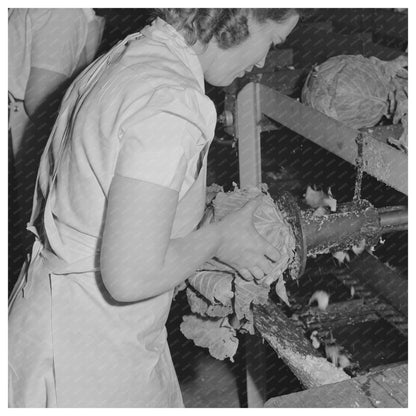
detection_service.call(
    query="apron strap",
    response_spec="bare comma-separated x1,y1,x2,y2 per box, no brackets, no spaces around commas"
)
40,249,99,275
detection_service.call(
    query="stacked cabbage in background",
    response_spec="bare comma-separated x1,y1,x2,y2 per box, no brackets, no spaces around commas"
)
180,186,296,361
302,54,408,151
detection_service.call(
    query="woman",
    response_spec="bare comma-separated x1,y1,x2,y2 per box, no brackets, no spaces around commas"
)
8,8,105,160
9,8,299,407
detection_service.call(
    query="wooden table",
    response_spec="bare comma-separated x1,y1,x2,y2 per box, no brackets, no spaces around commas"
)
264,363,408,407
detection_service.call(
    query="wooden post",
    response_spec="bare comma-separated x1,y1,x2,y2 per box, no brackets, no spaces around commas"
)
236,82,262,188
235,82,266,407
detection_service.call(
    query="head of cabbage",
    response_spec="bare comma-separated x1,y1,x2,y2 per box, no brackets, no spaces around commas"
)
301,55,391,129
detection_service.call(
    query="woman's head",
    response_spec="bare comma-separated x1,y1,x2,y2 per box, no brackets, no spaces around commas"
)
154,8,300,86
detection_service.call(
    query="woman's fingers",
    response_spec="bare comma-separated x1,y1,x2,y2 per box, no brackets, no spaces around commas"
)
238,263,269,281
215,195,284,278
235,242,278,280
238,268,253,281
256,256,273,275
250,265,264,280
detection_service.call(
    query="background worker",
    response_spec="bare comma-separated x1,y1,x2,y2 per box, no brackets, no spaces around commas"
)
8,8,105,287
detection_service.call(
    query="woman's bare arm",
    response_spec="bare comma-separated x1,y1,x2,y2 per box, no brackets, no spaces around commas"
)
24,67,68,120
101,175,279,302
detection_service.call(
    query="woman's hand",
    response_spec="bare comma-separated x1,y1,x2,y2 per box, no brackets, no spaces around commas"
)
214,196,280,281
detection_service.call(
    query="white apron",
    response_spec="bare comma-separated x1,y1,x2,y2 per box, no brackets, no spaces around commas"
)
8,33,207,408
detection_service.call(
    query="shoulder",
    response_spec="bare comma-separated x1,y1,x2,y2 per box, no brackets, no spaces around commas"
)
29,8,87,36
116,81,217,142
100,43,217,138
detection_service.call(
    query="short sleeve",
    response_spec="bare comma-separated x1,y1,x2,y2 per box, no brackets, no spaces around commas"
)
115,112,193,191
113,83,217,191
29,9,87,77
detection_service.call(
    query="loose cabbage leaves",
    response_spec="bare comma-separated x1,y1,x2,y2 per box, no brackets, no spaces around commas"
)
180,315,239,361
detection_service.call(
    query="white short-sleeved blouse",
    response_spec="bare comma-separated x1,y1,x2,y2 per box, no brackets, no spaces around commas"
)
46,18,217,262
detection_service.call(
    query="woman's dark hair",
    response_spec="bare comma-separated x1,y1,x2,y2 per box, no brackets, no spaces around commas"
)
153,9,300,49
